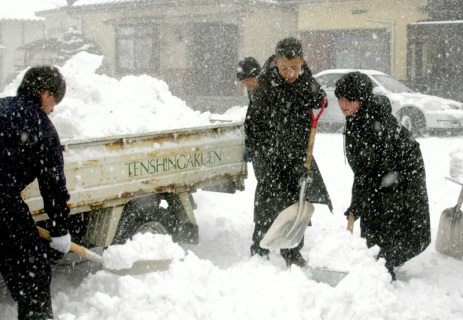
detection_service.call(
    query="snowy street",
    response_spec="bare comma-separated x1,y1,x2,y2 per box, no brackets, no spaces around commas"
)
2,132,462,320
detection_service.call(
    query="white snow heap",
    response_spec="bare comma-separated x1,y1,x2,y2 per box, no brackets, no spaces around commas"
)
1,52,215,142
450,145,463,184
102,233,185,270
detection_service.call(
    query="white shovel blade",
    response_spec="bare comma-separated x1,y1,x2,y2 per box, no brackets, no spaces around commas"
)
260,201,315,249
303,266,349,287
436,207,463,259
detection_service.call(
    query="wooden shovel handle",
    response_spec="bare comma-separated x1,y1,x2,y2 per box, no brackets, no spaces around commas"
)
37,226,103,264
347,215,355,234
455,186,463,212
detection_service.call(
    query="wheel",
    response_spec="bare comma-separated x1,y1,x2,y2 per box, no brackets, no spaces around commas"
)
134,221,168,235
112,195,176,245
399,108,426,136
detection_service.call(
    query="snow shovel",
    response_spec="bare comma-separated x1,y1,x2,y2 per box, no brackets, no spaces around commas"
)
260,98,326,249
303,266,349,287
37,226,173,275
435,185,463,259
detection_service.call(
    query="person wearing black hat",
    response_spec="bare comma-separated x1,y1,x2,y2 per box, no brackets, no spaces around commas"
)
335,71,431,281
239,57,261,164
0,66,71,319
245,38,333,268
237,57,261,101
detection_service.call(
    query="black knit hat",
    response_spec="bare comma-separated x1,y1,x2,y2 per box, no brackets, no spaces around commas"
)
334,71,373,102
236,57,261,81
17,66,66,104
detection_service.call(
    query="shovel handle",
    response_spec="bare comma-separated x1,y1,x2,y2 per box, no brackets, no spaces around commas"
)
455,186,463,212
347,215,355,234
306,98,327,172
37,226,104,265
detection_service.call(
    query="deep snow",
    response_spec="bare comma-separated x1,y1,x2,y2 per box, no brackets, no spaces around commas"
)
1,53,463,319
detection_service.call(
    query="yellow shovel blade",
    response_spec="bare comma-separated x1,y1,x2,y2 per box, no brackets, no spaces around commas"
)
260,201,315,249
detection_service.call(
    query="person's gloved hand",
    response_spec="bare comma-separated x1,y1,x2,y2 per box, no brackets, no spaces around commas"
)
50,233,71,253
243,149,252,162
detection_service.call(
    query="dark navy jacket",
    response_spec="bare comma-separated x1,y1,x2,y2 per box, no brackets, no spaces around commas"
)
0,95,69,239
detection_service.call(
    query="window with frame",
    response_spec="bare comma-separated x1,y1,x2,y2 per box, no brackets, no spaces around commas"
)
116,23,160,75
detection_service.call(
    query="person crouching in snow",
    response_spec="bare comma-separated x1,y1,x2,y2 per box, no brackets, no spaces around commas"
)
335,71,431,281
0,66,71,319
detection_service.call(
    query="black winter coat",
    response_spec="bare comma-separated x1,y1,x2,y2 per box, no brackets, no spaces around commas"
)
245,55,332,224
0,95,70,242
344,95,431,269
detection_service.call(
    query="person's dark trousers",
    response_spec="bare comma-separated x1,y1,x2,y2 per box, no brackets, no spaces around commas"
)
0,195,54,320
0,237,53,320
250,220,304,262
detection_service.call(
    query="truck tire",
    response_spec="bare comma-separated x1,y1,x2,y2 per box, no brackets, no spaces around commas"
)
112,195,176,245
399,108,426,136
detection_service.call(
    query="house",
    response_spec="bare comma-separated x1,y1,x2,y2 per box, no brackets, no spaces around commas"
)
297,0,428,82
0,0,70,91
407,20,463,102
65,0,298,110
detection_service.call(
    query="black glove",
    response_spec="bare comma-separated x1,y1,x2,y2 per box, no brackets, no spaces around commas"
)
243,149,252,163
344,206,360,220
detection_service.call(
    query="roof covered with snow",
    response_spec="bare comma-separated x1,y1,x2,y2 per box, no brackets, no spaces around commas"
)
72,0,283,7
0,0,67,21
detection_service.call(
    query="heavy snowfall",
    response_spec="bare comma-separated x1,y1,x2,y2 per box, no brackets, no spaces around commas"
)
0,52,462,320
1,0,463,319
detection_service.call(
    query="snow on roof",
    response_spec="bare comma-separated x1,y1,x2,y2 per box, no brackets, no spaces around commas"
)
0,0,67,21
73,0,148,6
72,0,282,7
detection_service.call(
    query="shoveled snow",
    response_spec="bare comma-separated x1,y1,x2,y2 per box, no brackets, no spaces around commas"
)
102,233,185,270
0,52,463,319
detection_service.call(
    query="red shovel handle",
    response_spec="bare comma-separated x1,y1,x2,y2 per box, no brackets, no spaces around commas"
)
306,98,327,172
311,98,327,129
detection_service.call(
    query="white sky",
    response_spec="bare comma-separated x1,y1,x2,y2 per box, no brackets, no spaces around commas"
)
0,0,67,20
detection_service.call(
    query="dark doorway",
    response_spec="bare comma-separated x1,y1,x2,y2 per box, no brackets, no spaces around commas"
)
302,29,390,75
407,21,463,102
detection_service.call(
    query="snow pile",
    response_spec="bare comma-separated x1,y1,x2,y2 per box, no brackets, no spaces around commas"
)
1,52,215,142
450,145,463,184
102,233,185,270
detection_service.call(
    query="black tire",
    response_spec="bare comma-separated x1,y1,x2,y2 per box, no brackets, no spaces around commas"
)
112,195,177,245
399,108,426,136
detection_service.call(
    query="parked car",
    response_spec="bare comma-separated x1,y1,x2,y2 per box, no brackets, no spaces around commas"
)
314,69,463,135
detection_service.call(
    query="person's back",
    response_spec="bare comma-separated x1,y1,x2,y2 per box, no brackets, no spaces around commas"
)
0,95,56,192
0,66,71,320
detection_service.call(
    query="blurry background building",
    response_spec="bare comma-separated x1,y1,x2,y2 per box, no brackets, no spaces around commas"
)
1,0,462,109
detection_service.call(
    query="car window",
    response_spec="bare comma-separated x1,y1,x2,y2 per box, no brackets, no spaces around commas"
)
372,75,415,93
316,74,343,89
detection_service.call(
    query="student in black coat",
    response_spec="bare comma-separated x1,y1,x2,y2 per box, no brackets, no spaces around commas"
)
245,38,332,267
0,66,70,319
335,71,431,281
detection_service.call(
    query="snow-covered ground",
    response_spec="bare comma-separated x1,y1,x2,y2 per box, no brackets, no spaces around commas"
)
1,53,463,319
1,134,462,320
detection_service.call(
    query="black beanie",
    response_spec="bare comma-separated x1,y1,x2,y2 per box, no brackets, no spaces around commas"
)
334,71,373,102
236,57,261,81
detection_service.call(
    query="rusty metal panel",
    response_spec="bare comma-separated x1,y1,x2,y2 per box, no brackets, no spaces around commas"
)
24,122,247,217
